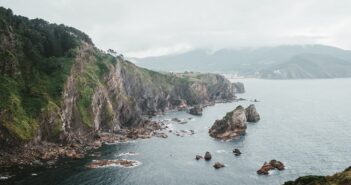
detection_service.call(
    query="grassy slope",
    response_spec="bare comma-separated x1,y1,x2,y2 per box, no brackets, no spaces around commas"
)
284,167,351,185
0,7,233,143
75,51,116,127
0,7,91,140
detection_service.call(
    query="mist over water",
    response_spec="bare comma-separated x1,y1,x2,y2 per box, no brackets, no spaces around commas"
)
9,79,351,185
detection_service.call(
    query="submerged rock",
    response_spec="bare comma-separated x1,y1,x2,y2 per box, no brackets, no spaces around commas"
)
233,148,242,156
213,162,225,169
209,105,247,140
171,118,181,122
245,104,260,122
204,152,212,161
153,132,168,138
195,155,203,160
188,106,203,116
173,130,195,137
237,98,247,101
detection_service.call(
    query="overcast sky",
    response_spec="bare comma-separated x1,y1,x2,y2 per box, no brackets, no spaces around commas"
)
1,0,351,57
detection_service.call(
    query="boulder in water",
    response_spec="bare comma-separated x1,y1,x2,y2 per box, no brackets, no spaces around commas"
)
213,162,225,169
257,160,285,175
195,155,203,160
233,148,242,156
257,162,274,175
245,104,260,123
153,132,168,138
204,152,212,161
188,106,203,116
171,118,182,122
269,159,285,170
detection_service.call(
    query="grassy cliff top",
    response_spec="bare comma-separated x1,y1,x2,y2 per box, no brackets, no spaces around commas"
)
0,6,92,140
284,167,351,185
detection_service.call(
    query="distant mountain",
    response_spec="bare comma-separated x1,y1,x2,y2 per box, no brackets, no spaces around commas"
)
259,53,351,79
134,45,351,79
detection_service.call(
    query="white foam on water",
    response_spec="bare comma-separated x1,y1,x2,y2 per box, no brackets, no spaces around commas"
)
116,152,139,157
90,160,142,169
165,123,174,131
104,140,136,145
0,176,11,180
268,170,276,175
215,150,228,154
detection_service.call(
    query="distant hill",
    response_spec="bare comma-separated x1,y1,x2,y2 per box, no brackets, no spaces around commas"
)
134,45,351,79
259,53,351,79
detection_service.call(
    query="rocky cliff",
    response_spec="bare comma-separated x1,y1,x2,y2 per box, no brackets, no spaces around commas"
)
136,45,351,79
0,7,235,152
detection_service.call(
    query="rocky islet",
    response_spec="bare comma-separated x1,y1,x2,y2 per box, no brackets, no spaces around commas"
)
209,104,260,140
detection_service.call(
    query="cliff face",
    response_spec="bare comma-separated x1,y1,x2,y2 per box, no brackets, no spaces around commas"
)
0,7,235,148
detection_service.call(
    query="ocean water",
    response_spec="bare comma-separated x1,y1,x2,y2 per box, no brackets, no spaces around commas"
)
4,79,351,185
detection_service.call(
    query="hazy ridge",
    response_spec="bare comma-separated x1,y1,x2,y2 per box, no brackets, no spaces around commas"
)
135,45,351,79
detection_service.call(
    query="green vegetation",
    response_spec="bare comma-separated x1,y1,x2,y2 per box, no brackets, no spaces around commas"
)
75,52,116,127
284,167,351,185
0,7,233,144
0,7,91,140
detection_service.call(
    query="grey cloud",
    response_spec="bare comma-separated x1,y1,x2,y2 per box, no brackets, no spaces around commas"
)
1,0,351,57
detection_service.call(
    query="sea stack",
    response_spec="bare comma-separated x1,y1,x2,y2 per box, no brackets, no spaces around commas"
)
245,104,260,122
188,106,203,116
233,82,245,93
209,105,247,140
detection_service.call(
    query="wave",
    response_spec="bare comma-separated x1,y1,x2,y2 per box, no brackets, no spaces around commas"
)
87,159,142,169
116,152,139,157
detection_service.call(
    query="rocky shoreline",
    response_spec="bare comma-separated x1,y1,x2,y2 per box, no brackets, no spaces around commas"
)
0,15,237,171
0,120,166,168
0,98,236,181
